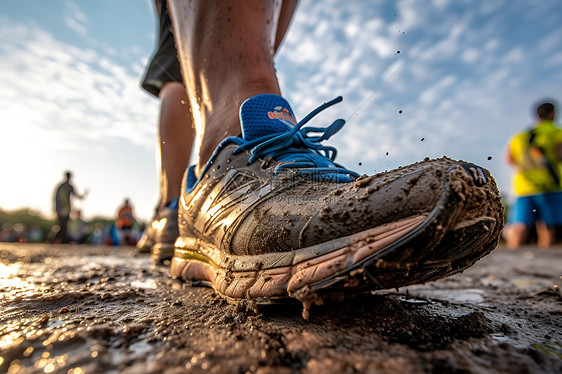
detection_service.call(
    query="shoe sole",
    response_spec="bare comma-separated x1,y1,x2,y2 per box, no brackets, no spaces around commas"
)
137,245,152,254
137,231,153,254
151,243,175,264
171,163,503,312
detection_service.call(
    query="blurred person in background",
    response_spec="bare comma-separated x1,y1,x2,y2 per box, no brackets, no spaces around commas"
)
505,101,562,248
53,171,88,244
116,198,137,246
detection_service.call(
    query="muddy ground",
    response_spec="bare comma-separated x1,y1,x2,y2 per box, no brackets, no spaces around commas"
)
0,243,561,374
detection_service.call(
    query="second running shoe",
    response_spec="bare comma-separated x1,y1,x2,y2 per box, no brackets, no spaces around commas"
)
171,94,504,317
137,198,179,263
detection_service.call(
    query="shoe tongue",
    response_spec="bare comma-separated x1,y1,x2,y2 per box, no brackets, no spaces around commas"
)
240,94,298,141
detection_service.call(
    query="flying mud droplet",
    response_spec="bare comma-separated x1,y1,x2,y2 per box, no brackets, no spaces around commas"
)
487,156,492,160
397,50,400,54
386,152,389,156
421,138,425,142
399,110,403,114
359,162,362,166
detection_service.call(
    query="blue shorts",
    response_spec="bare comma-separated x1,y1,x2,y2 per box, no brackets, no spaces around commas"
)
509,191,562,226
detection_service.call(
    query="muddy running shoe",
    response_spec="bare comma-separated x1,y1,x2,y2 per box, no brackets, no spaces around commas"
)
171,94,503,318
137,198,179,263
137,211,157,254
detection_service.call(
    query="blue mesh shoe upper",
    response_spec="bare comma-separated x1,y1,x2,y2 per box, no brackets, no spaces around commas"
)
186,94,359,190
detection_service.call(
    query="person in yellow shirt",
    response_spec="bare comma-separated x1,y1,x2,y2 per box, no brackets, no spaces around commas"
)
505,102,562,248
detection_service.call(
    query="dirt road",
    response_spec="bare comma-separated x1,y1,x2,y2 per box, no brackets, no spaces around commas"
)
1,243,561,373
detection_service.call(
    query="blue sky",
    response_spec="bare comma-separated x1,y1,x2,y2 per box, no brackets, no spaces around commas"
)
1,0,561,222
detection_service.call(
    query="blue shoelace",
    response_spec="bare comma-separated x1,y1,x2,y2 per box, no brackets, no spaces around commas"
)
233,96,360,180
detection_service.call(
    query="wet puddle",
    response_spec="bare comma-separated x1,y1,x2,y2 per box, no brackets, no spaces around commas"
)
410,288,486,304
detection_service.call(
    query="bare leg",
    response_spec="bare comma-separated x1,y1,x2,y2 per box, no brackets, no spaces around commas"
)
506,223,529,249
536,221,555,249
158,82,194,210
168,0,287,176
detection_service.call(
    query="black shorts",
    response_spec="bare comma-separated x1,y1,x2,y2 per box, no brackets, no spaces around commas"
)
141,0,183,97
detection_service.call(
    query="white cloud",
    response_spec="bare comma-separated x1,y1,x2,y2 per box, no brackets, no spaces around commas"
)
65,0,88,35
382,59,409,86
0,21,156,150
419,75,456,105
0,18,159,218
396,0,427,31
545,51,562,67
501,48,524,64
66,0,87,22
537,25,562,54
478,0,508,16
65,16,87,35
432,0,449,9
369,36,395,58
460,48,479,64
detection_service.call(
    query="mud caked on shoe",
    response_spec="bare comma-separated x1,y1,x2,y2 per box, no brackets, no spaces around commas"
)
171,94,504,318
137,198,180,263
